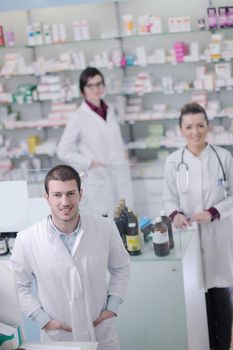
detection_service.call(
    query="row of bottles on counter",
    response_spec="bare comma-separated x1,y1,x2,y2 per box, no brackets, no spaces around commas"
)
0,233,17,255
114,200,174,257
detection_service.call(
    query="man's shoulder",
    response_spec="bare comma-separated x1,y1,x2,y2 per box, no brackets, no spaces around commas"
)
17,217,48,239
81,212,114,227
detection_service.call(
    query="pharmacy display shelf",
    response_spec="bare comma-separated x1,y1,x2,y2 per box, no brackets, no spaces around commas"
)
1,0,233,173
6,152,55,159
125,57,233,68
1,83,233,107
1,85,232,108
123,86,233,97
120,26,233,40
0,73,36,78
0,36,120,51
123,113,233,123
5,116,198,129
0,56,231,82
3,122,67,130
0,26,232,52
126,143,233,150
0,45,32,50
0,91,122,107
27,35,120,48
0,66,121,79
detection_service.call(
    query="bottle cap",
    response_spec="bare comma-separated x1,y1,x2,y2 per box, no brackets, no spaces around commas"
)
155,217,162,223
160,210,166,216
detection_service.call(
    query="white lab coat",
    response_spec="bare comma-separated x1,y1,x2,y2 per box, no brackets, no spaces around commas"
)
10,213,131,350
57,101,133,216
163,144,233,289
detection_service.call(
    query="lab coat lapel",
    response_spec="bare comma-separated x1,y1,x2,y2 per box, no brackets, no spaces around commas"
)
71,213,90,257
47,219,75,264
81,101,111,129
71,228,84,257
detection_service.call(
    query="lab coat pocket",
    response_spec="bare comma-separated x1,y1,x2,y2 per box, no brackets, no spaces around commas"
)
42,328,73,341
95,318,119,350
45,329,60,336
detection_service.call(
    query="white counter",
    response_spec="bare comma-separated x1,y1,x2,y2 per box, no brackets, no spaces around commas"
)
116,229,209,350
21,341,97,350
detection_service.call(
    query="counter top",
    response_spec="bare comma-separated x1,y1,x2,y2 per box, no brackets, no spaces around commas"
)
21,341,98,350
1,226,197,262
131,225,197,262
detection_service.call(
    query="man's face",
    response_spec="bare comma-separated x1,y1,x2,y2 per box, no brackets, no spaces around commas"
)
45,180,82,225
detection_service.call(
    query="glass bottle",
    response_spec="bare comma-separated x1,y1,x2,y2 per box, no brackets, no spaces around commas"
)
0,238,9,255
160,211,174,249
126,208,141,256
152,217,169,257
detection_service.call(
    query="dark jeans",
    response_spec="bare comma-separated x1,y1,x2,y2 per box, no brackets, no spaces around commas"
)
205,287,233,350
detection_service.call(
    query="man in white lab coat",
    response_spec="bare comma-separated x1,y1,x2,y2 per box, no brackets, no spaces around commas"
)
11,164,130,350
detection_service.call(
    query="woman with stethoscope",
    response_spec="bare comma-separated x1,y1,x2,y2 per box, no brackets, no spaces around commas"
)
163,102,233,350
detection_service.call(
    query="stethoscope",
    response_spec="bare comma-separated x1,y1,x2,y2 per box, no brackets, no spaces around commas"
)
176,144,228,196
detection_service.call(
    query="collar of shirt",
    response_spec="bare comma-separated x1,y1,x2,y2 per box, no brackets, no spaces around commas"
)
48,215,81,254
85,99,108,121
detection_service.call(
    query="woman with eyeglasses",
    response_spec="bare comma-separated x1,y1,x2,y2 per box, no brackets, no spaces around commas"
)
57,67,133,216
163,102,233,350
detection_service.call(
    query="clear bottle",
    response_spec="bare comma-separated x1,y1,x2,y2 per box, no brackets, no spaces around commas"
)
126,208,141,256
152,217,169,257
160,211,174,249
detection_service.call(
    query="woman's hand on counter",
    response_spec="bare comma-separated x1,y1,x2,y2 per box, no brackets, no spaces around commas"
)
191,211,212,224
93,310,115,327
173,213,191,230
43,319,72,332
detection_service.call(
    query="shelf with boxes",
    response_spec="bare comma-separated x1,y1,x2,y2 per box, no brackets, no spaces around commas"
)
0,0,125,176
119,32,233,160
2,1,233,176
116,3,233,159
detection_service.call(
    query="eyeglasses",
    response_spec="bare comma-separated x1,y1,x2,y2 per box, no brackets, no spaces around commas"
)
85,81,104,90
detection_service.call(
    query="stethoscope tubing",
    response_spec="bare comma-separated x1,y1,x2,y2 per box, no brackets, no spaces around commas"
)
176,144,227,194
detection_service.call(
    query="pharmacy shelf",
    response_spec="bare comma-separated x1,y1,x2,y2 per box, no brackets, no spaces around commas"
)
1,26,232,52
125,57,233,68
27,35,120,48
4,113,232,131
126,143,233,151
5,152,54,159
123,86,233,97
0,45,32,50
0,66,121,79
123,114,233,123
3,122,67,130
120,26,233,40
0,36,119,50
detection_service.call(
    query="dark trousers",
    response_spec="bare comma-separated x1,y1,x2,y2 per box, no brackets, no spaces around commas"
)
205,287,233,350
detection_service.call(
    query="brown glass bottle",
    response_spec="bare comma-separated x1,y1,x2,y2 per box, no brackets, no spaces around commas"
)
152,217,169,257
126,208,141,256
160,211,174,249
